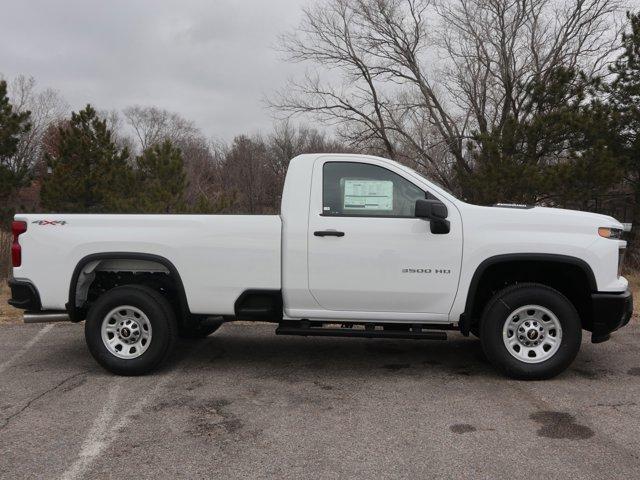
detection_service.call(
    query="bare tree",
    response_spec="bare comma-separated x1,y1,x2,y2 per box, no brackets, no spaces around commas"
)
222,134,272,214
272,0,623,188
270,0,397,159
265,120,349,206
208,122,351,214
8,75,68,184
180,136,226,210
266,120,346,181
98,109,136,153
123,105,200,152
435,0,622,136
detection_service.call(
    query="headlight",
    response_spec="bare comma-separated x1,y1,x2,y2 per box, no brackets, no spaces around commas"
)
598,227,623,239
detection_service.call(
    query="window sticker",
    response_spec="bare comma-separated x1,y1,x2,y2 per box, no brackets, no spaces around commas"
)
343,179,393,211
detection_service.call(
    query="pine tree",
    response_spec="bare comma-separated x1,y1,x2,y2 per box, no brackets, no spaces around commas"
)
40,105,135,213
136,140,187,213
0,80,31,224
461,67,622,207
605,12,640,259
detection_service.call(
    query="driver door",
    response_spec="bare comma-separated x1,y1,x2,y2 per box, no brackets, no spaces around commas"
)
307,158,462,316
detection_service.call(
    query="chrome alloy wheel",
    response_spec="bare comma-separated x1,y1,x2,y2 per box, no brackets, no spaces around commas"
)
502,305,562,364
101,306,152,359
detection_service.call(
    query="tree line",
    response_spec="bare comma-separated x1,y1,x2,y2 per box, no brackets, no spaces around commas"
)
0,80,347,223
272,1,640,215
0,0,639,242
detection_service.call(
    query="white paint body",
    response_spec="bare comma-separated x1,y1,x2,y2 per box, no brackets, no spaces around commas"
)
13,154,627,323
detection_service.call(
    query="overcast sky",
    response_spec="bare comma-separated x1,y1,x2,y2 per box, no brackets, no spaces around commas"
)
0,0,311,141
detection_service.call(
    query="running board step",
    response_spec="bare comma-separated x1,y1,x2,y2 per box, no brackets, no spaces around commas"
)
276,322,447,340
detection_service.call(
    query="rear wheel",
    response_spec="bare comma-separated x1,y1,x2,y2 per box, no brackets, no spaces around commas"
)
480,283,581,380
85,285,177,375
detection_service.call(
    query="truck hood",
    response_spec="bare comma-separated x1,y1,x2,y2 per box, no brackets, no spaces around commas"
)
459,203,623,231
500,204,620,226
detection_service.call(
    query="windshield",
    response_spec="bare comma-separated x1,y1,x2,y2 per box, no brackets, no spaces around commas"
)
391,160,456,198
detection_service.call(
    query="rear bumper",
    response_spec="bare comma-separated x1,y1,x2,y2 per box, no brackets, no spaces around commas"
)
591,288,633,343
8,278,71,323
7,278,41,311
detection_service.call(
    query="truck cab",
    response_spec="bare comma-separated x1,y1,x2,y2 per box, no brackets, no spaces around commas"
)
281,154,463,322
8,154,633,379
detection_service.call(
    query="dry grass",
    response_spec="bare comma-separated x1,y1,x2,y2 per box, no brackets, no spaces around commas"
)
0,230,10,280
624,269,640,323
0,282,22,324
0,230,21,324
625,269,640,295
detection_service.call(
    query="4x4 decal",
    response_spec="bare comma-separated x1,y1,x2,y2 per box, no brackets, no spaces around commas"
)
31,220,67,226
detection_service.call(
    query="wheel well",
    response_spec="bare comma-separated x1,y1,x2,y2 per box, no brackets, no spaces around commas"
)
464,257,595,333
68,254,190,324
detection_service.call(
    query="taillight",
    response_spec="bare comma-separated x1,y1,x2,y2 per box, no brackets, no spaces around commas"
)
11,221,27,267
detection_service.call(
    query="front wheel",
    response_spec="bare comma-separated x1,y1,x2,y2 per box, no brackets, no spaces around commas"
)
85,285,177,375
480,283,582,380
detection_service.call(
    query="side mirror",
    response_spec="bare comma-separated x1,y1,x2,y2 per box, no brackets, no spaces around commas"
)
415,199,450,234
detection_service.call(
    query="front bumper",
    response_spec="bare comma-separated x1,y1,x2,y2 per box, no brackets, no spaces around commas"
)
7,278,41,311
591,288,633,343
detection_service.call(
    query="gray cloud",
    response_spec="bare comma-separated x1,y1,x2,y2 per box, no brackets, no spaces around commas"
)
0,0,310,140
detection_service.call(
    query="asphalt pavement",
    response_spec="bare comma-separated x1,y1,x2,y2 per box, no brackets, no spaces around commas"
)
1,321,639,479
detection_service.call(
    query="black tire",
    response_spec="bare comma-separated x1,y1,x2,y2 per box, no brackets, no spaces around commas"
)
85,285,177,375
480,283,582,380
178,319,223,339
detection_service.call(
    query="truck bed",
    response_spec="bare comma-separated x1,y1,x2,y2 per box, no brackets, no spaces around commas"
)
13,214,282,315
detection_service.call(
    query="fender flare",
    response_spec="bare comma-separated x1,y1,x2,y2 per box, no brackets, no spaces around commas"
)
459,253,597,335
67,252,190,321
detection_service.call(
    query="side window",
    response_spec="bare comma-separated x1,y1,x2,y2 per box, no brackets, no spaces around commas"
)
322,162,426,217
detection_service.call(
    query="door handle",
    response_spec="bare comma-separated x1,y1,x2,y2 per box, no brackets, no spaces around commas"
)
314,230,345,237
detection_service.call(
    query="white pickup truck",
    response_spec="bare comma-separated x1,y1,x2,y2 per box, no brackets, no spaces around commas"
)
8,154,633,379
